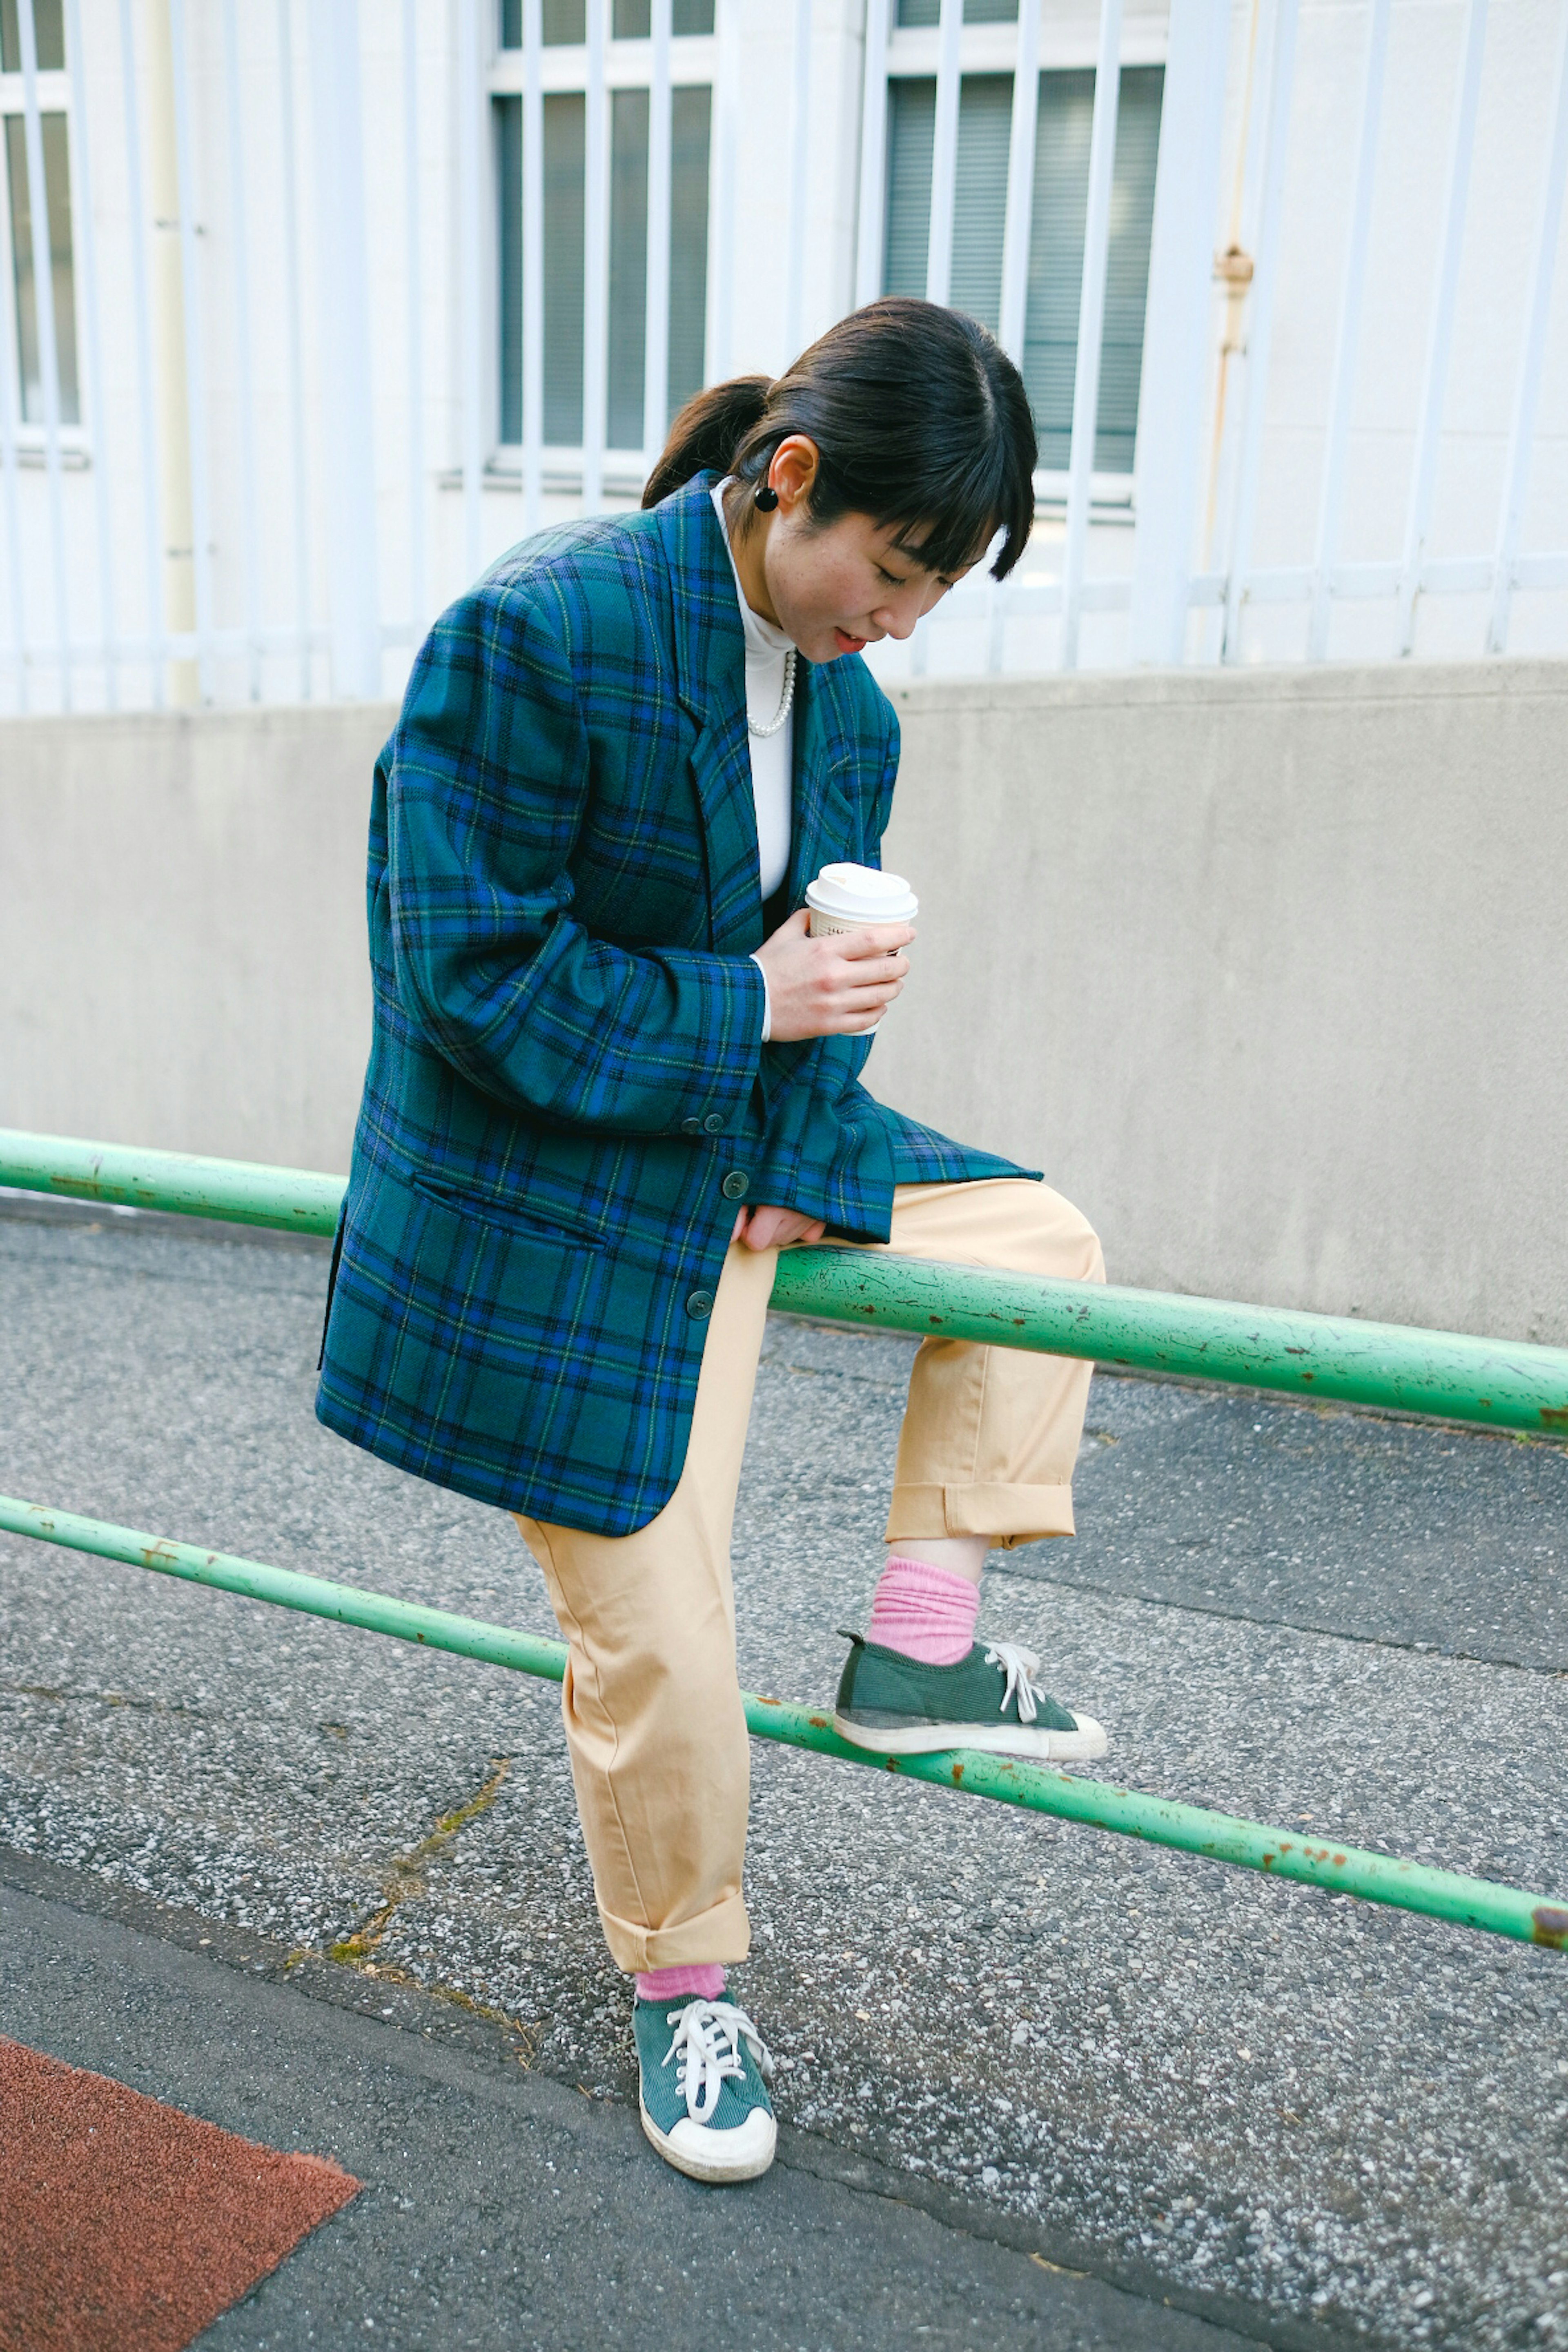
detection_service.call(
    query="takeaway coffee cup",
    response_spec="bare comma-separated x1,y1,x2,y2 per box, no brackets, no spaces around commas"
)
805,862,919,940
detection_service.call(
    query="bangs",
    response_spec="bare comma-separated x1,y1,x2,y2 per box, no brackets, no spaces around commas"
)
836,434,1030,584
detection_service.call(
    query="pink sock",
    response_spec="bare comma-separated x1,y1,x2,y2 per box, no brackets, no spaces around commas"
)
635,1962,726,2004
866,1555,980,1666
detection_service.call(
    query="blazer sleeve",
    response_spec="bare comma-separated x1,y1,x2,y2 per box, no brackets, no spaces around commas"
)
384,575,766,1137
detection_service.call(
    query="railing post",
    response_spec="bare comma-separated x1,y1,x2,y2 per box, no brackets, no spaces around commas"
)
143,0,197,705
642,0,673,466
522,0,545,534
853,0,890,310
16,0,73,708
1059,0,1122,672
924,0,962,308
401,0,427,640
309,0,382,699
1127,0,1229,667
783,0,813,363
1393,0,1489,658
457,0,484,577
63,0,118,708
1486,7,1568,657
276,0,314,699
1219,0,1298,665
1305,0,1388,662
581,0,609,515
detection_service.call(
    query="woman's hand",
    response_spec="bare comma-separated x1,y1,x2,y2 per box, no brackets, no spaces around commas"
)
753,907,913,1042
731,1204,827,1251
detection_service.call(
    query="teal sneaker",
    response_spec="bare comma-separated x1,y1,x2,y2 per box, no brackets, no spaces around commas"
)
633,1995,777,2185
833,1631,1107,1762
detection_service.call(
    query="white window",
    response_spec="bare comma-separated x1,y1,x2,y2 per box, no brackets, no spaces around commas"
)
884,1,1163,478
492,0,715,467
0,0,80,430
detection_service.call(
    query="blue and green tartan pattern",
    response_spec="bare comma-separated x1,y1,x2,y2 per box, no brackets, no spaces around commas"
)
316,474,1028,1535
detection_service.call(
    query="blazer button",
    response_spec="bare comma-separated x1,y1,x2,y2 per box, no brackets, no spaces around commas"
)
680,1117,702,1135
703,1113,724,1134
720,1170,749,1201
685,1289,714,1320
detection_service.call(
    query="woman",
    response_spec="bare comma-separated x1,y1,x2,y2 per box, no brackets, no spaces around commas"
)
318,298,1106,2186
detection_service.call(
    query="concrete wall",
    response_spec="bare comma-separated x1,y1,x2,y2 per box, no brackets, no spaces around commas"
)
5,661,1565,1340
873,661,1568,1345
0,704,390,1174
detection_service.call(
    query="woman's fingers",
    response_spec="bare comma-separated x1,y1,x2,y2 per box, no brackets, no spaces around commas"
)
751,908,916,1040
836,922,916,960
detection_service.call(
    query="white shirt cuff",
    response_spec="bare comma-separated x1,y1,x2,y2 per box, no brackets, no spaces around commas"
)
751,953,772,1044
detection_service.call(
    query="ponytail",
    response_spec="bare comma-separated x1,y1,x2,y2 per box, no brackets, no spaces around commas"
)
641,375,772,509
641,299,1037,582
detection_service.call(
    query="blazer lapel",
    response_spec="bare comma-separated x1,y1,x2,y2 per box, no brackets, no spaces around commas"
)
661,479,763,953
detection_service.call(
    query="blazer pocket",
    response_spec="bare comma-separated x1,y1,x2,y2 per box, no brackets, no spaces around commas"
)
410,1174,608,1251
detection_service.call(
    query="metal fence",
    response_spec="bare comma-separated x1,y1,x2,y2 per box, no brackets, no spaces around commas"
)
3,1122,1567,1946
2,0,1568,713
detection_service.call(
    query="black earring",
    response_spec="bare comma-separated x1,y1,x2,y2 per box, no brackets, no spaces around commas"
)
753,483,779,512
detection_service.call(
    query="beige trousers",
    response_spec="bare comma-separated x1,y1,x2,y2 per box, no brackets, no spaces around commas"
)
515,1177,1103,1971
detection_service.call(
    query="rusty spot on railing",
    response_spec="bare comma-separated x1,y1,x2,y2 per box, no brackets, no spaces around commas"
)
1530,1906,1568,1949
1541,1404,1568,1432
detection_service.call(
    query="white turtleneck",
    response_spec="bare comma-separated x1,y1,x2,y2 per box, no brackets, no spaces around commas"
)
710,479,794,902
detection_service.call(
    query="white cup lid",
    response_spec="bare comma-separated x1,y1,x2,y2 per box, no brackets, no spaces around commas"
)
804,862,919,922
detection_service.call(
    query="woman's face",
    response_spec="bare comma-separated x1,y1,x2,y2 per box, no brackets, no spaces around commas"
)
733,435,979,664
766,507,971,664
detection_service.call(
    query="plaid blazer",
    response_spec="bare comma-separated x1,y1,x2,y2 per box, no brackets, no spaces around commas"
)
316,474,1029,1534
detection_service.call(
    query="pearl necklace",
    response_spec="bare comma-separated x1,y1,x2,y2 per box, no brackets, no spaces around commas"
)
748,646,797,740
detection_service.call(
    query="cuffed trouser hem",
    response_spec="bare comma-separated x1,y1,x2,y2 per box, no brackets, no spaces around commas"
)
885,1480,1078,1546
596,1889,753,1975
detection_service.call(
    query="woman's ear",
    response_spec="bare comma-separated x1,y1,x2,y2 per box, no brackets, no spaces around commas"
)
770,434,820,516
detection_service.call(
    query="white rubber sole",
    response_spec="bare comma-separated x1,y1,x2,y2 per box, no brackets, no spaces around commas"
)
639,2098,777,2185
832,1709,1108,1764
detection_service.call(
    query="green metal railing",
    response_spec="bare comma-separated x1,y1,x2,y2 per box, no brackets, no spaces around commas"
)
2,1126,1565,1951
5,1126,1568,1435
3,1496,1564,1951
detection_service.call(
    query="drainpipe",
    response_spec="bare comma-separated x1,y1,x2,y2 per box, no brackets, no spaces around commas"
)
1201,0,1261,575
309,0,381,701
144,0,197,706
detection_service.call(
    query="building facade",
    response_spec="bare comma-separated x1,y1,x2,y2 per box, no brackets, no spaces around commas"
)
2,0,1566,712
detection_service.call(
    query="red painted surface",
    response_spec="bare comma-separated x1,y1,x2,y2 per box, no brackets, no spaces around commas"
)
0,2035,359,2350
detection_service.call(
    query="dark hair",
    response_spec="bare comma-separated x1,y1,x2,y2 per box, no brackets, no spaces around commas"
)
641,299,1037,581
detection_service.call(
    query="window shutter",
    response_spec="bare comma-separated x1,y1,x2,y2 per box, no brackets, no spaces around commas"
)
883,78,935,299
543,91,586,444
608,88,650,448
896,1,1017,22
885,74,1013,332
666,83,710,424
496,97,523,444
4,112,80,426
0,0,65,69
1096,66,1162,474
950,74,1012,335
1024,65,1163,473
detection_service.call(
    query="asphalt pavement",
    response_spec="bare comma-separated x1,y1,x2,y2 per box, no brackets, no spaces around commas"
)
0,1193,1565,2351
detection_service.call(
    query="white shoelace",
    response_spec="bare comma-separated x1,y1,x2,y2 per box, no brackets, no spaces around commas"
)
661,1998,775,2124
984,1639,1047,1724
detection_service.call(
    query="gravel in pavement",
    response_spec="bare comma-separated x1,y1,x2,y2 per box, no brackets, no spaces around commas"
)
0,1198,1565,2351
